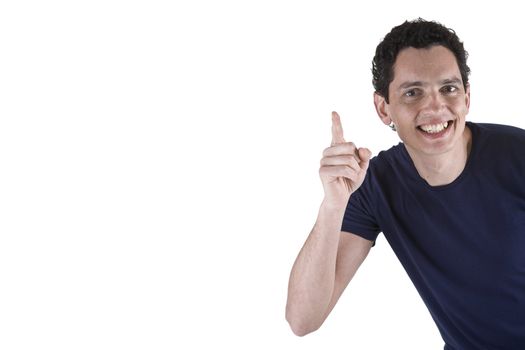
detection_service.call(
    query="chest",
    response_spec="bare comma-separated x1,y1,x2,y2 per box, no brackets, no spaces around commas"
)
378,176,525,281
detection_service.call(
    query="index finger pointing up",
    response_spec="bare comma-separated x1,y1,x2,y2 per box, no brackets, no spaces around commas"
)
331,111,346,146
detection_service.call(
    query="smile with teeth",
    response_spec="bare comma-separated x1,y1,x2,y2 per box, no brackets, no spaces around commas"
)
419,121,450,134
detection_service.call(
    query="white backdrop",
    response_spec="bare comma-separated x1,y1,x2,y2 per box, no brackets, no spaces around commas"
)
1,1,524,349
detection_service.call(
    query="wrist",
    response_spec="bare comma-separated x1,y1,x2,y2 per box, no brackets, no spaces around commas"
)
321,196,349,213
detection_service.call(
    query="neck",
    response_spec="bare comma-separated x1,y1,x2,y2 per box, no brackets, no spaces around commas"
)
406,126,472,187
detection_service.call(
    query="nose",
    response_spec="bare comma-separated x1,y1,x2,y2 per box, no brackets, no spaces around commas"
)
422,91,446,114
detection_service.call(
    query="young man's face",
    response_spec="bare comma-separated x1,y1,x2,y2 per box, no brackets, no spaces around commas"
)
375,45,470,158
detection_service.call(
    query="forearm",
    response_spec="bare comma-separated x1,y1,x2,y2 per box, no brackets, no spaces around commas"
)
286,199,347,335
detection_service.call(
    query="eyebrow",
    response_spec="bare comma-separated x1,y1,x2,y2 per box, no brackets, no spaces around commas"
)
397,77,463,90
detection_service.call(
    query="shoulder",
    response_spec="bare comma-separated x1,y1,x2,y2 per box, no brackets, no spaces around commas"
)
363,143,415,191
470,121,525,144
469,121,525,172
368,143,409,176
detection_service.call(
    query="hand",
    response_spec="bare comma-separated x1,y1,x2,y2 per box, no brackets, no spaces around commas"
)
318,111,372,206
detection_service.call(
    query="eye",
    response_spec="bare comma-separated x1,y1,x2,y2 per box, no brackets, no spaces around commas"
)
441,85,458,93
404,89,420,97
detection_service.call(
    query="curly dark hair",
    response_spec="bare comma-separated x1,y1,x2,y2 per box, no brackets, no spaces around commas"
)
372,18,470,103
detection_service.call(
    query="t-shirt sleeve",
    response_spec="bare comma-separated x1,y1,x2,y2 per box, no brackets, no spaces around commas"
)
340,173,381,245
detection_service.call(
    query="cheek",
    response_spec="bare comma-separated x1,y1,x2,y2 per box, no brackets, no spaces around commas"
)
390,104,419,124
396,99,422,114
452,100,469,116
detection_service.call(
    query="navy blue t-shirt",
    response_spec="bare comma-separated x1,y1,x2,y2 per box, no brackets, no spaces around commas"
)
341,122,525,349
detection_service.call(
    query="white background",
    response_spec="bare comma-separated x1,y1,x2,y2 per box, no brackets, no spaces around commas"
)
1,1,524,349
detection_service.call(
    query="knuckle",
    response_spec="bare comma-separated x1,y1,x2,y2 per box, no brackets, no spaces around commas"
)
341,155,354,166
346,155,357,163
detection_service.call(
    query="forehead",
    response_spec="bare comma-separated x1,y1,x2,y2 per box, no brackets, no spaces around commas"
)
391,45,461,86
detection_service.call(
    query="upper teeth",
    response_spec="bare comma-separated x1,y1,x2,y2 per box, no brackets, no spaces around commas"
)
420,121,449,133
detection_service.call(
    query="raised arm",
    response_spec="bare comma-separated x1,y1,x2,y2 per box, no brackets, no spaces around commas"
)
285,112,373,336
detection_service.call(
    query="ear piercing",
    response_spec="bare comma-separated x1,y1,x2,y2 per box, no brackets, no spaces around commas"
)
389,123,397,132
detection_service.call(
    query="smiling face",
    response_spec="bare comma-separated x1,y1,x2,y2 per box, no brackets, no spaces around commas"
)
374,45,470,159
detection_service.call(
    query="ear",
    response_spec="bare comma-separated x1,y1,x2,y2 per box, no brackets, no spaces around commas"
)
465,83,470,111
374,92,392,126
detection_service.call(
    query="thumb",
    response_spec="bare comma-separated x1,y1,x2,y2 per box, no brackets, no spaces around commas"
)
358,147,372,165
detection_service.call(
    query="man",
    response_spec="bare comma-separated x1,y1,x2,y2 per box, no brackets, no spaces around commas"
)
286,18,525,349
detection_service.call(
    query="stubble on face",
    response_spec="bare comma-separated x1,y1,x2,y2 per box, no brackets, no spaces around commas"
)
385,45,470,159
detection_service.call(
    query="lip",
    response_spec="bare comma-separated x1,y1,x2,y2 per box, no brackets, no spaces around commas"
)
416,119,453,128
416,119,454,139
